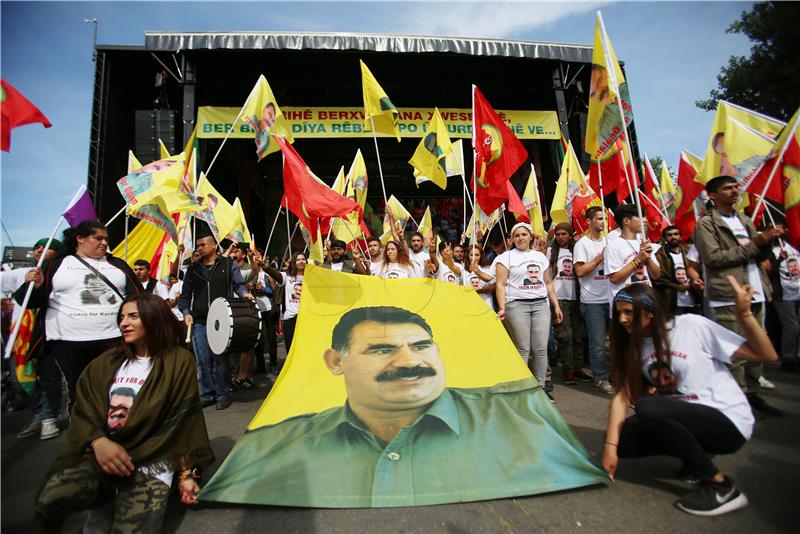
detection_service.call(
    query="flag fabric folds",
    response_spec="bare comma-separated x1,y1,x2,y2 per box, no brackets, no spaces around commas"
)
198,265,606,508
227,198,253,244
1,79,52,152
674,150,705,239
277,137,360,242
584,12,634,160
240,75,294,160
380,195,413,244
10,309,37,395
472,86,528,214
195,174,239,241
410,108,454,189
345,149,369,209
418,206,433,238
659,162,677,220
519,166,547,238
551,141,600,233
360,60,400,141
112,219,169,267
62,185,98,227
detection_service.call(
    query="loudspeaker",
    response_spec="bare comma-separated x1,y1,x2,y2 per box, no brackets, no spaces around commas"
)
134,109,177,163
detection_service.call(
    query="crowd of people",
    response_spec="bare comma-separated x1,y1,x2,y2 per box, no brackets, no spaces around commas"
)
0,173,795,527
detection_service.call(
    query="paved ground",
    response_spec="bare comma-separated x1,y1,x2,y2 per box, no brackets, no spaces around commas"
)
2,363,797,533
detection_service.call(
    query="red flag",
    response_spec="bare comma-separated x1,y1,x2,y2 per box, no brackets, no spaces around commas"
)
1,80,52,151
673,151,704,240
472,86,528,213
277,138,360,241
781,135,800,247
506,182,528,221
588,139,626,198
638,190,668,242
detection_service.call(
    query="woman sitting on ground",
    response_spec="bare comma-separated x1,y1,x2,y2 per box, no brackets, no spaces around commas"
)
602,279,778,516
36,293,214,531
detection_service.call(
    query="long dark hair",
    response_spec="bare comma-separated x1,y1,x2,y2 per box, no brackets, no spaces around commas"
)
287,251,307,278
467,244,489,268
62,220,106,254
382,240,413,267
548,222,575,275
609,284,671,402
116,293,183,360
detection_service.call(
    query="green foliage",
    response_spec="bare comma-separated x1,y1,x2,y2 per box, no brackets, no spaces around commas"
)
696,2,800,121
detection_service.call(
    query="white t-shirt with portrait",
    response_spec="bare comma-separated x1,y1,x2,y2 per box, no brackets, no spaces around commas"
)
573,236,610,304
255,272,273,312
108,356,173,486
669,251,696,308
639,314,753,439
462,267,495,309
605,238,659,299
548,247,577,301
494,249,549,302
370,261,424,280
279,272,304,320
773,244,800,302
434,258,461,285
708,215,765,307
46,256,127,341
168,281,183,321
409,250,430,274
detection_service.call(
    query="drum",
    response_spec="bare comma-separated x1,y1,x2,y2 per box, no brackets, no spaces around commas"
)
206,297,262,355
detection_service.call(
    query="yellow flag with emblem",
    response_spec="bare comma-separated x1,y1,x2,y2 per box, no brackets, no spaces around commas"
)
239,75,294,160
521,165,546,238
410,108,453,189
551,141,600,226
380,195,412,244
360,60,400,141
227,198,253,244
418,206,433,238
195,174,239,240
345,149,369,208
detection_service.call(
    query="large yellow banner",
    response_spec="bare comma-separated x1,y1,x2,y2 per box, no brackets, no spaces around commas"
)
197,106,560,140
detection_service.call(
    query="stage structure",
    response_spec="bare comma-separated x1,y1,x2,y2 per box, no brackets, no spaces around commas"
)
86,32,641,252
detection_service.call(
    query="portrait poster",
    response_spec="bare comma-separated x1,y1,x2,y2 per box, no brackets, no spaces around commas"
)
199,265,606,508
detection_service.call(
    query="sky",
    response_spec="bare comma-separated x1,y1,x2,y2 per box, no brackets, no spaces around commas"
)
0,0,758,247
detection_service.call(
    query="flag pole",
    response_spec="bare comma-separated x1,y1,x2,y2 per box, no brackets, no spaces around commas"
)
638,190,671,224
124,210,129,261
596,161,609,236
471,85,480,249
369,117,389,205
205,79,259,179
265,206,282,256
104,205,126,226
3,216,64,361
751,116,799,222
337,216,369,260
286,210,293,259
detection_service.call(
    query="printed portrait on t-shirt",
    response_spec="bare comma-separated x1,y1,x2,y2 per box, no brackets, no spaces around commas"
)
522,264,542,287
292,281,303,302
80,273,119,305
468,274,481,289
107,386,136,433
647,361,678,396
387,272,400,279
788,259,800,279
558,258,574,278
675,267,688,285
630,266,648,283
444,272,457,284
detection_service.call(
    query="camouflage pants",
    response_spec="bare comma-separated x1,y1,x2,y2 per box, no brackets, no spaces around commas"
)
711,303,765,395
36,459,171,533
554,300,586,374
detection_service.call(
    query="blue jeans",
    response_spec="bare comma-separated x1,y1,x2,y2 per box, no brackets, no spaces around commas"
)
580,302,610,381
192,323,231,401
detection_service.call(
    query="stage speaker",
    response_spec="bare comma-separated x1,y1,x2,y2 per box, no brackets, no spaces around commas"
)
134,109,177,163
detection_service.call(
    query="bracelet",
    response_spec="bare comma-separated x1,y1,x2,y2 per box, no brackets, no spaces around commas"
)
738,311,753,318
631,259,639,269
178,468,200,482
604,441,618,447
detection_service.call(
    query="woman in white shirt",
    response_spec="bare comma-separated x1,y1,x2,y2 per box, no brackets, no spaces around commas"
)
370,240,424,279
261,252,306,353
492,223,562,391
602,280,778,517
36,293,213,531
464,244,496,310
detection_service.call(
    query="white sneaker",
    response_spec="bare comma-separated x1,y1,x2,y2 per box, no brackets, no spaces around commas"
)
40,418,60,440
594,380,614,395
17,418,42,439
758,376,776,390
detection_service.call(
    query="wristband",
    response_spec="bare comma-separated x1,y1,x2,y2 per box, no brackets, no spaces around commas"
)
738,311,753,318
604,441,618,447
631,259,639,269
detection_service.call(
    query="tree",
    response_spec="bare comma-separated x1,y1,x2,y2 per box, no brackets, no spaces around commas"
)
696,2,800,121
648,156,674,180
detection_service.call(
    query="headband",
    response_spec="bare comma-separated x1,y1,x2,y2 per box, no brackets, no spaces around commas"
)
510,222,533,235
614,289,655,311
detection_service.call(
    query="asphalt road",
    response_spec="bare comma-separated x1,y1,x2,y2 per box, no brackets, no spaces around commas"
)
2,364,797,533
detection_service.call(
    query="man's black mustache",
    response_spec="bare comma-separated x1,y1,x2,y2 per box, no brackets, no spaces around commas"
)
376,366,437,382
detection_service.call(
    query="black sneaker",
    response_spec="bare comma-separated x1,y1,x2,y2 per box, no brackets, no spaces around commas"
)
747,394,783,417
674,477,748,516
215,397,232,410
575,370,594,383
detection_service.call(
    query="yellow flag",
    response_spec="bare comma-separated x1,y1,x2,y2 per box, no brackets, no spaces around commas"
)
465,204,503,239
345,149,368,208
305,223,325,264
551,141,600,225
111,219,165,267
697,100,785,185
159,139,171,160
659,162,677,218
410,108,454,189
331,212,363,245
360,60,400,141
195,174,238,240
331,166,347,195
585,12,634,159
240,74,294,160
227,198,253,244
521,165,546,238
418,206,433,238
381,195,412,244
128,151,142,173
155,239,179,284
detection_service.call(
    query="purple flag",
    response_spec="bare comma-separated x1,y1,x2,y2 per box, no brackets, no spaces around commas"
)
62,185,97,227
